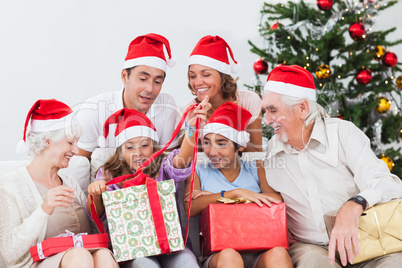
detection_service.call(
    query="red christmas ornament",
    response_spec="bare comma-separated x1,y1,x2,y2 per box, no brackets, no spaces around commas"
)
382,52,398,67
270,22,283,39
356,68,372,85
270,22,281,30
349,22,365,41
317,0,334,11
253,59,269,75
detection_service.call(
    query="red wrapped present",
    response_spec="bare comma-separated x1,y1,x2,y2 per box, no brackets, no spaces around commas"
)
199,202,288,256
30,231,109,262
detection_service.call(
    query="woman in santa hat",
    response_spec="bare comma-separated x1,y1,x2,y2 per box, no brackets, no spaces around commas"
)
181,35,263,152
0,99,118,268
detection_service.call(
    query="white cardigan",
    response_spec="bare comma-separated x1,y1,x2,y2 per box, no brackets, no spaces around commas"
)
0,166,87,268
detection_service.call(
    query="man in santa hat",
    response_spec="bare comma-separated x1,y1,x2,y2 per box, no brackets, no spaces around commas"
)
76,33,180,160
262,64,402,267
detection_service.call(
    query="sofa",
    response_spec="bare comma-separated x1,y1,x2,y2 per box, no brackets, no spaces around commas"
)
0,150,265,266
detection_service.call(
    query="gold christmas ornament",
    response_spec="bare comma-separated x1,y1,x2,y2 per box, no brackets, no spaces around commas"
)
380,154,394,171
376,97,391,114
399,129,402,139
396,74,402,89
373,45,385,61
315,63,332,80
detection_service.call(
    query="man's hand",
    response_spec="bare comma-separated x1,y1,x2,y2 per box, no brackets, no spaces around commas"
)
328,201,363,266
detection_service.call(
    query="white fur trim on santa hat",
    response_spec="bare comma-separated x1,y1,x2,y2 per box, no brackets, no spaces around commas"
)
31,113,79,133
264,80,317,101
115,126,159,148
203,122,249,147
124,56,167,72
189,55,232,75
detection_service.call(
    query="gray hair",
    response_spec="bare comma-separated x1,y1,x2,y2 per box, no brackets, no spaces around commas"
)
26,124,83,156
279,93,329,127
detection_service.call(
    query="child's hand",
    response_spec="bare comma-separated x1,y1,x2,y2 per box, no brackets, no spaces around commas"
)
186,95,211,127
232,100,243,107
88,180,109,197
184,189,213,202
234,189,281,207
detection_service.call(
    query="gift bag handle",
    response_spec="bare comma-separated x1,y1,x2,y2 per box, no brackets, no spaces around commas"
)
90,195,105,234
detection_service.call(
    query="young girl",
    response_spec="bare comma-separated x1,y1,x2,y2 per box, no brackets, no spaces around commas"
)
86,97,210,268
184,102,293,268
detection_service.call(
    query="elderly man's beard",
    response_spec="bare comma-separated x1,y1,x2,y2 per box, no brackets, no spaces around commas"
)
279,132,289,143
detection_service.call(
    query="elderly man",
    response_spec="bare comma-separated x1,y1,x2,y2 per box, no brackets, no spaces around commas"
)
262,64,402,267
76,33,180,160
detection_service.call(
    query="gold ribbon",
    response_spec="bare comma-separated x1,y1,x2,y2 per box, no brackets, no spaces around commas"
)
372,208,387,255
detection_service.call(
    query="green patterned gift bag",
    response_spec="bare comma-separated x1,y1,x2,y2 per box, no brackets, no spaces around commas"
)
102,179,184,262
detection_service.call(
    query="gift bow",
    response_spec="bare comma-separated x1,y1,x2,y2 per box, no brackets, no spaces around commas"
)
90,103,200,254
35,230,89,260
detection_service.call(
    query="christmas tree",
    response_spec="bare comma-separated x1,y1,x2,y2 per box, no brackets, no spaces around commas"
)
247,0,402,177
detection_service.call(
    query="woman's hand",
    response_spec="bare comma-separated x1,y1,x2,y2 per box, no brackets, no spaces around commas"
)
184,189,213,202
187,95,211,127
41,186,75,215
88,180,109,197
232,189,281,207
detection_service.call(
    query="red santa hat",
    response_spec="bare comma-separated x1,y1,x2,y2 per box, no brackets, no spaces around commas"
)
189,35,239,75
203,102,251,147
100,108,159,148
16,99,77,154
264,64,317,101
123,33,175,72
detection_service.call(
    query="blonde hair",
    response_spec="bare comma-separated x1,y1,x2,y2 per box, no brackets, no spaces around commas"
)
97,141,166,181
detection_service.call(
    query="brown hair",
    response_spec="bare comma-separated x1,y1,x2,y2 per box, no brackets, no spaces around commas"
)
187,70,238,101
96,141,166,182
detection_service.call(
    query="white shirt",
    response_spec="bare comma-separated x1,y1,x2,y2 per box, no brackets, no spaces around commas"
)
265,117,402,246
76,89,181,152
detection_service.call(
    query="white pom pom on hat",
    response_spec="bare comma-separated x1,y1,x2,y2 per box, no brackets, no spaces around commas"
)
16,99,75,154
123,33,175,72
188,35,239,76
202,102,252,147
167,57,176,68
16,139,29,154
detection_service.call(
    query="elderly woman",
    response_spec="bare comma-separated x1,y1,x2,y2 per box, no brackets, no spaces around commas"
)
0,99,117,268
181,35,263,152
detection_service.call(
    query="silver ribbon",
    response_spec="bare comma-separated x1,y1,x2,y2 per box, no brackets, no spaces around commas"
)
36,242,46,260
34,230,88,260
64,230,87,248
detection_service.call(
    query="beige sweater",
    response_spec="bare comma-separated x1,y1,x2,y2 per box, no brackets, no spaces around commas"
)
0,166,87,268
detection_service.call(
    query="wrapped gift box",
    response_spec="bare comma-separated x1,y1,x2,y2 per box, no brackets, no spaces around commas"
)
199,202,288,256
30,232,109,262
102,179,184,262
324,199,402,264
